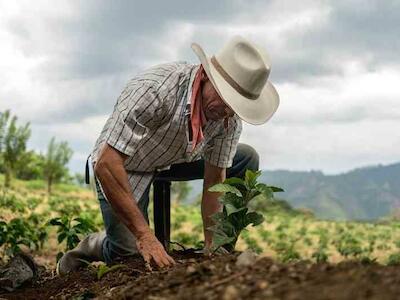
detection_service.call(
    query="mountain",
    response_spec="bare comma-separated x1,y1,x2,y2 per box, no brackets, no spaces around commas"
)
186,162,400,221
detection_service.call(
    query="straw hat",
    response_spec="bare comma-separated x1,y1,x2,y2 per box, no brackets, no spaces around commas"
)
191,36,279,125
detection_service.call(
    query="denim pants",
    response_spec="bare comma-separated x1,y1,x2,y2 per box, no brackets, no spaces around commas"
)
96,143,259,263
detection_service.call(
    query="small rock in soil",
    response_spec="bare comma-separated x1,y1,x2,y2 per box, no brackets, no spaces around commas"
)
256,280,269,289
186,265,197,274
269,264,280,273
0,254,37,292
222,285,239,300
235,250,258,267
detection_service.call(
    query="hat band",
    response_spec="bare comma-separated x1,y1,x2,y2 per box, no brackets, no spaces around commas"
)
211,56,259,100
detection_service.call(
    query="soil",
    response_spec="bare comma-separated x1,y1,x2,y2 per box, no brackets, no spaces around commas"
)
1,249,400,300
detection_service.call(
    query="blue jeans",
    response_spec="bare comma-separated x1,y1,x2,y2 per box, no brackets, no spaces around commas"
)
96,143,259,263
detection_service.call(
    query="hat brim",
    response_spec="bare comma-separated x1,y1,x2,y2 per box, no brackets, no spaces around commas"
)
191,43,280,125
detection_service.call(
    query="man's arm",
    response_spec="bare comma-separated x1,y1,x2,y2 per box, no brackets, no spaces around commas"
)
202,161,226,249
94,144,175,268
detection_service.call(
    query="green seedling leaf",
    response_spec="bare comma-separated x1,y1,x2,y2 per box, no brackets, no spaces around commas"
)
255,183,274,199
245,212,264,227
245,170,261,189
212,234,235,250
97,264,125,280
57,232,67,243
208,170,282,254
208,184,242,197
268,186,284,192
56,252,64,263
225,203,247,216
223,177,245,187
211,212,225,223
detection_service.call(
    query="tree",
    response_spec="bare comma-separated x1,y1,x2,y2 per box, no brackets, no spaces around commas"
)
0,110,31,187
43,137,73,194
15,150,45,180
171,181,192,202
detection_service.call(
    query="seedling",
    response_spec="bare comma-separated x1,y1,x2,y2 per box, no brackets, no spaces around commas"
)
0,216,47,259
208,169,283,252
48,215,96,262
78,259,126,280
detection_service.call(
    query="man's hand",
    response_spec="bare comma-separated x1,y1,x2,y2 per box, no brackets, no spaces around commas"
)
136,231,175,269
95,144,175,269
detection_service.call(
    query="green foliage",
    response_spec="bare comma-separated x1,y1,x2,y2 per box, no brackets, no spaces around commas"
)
79,259,126,280
174,232,201,247
334,233,363,258
48,195,82,216
171,181,192,202
43,137,73,194
0,110,31,187
0,216,48,258
15,151,45,180
74,173,86,187
0,189,26,213
241,230,263,254
48,215,97,260
312,247,329,263
208,170,283,252
273,238,301,262
387,252,400,266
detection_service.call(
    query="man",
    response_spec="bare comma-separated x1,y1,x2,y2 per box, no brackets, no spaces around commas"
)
57,36,279,274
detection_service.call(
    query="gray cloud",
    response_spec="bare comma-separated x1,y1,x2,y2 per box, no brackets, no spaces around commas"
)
272,0,400,81
1,0,400,174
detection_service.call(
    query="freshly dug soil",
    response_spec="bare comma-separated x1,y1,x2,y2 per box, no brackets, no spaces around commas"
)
2,250,400,300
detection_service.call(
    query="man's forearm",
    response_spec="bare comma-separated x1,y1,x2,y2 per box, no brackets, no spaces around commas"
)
95,157,151,239
201,183,223,246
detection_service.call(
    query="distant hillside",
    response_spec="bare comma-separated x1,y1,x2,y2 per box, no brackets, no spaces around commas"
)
187,162,400,221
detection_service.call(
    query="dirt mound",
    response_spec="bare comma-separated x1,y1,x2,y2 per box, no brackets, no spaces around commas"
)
2,250,400,300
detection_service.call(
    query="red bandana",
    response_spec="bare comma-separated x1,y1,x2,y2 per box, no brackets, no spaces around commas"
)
190,65,208,151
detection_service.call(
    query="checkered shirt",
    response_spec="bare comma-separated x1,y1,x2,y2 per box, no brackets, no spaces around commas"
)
91,62,242,202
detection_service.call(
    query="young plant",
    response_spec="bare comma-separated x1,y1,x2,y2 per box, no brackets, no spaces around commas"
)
208,169,283,253
0,216,47,258
78,259,125,280
48,215,96,261
311,247,329,263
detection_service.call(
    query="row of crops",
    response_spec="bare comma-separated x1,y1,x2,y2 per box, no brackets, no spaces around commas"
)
171,202,400,265
1,174,400,266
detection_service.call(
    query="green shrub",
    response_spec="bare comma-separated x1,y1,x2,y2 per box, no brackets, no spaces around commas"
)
0,216,48,258
387,253,400,266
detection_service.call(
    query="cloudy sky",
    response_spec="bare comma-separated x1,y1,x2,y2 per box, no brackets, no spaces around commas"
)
1,0,399,175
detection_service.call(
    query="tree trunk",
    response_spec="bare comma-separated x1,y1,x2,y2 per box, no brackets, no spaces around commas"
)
4,167,12,188
47,176,52,195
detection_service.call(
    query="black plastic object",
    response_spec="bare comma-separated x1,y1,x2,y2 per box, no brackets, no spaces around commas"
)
153,180,171,251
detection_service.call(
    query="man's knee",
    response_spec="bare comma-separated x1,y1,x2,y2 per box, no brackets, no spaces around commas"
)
237,143,259,171
228,143,259,179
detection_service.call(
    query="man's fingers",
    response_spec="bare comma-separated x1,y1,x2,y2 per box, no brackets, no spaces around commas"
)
142,252,151,264
145,261,153,271
160,254,173,267
166,254,176,265
154,250,174,268
137,235,176,269
152,252,166,268
159,249,175,266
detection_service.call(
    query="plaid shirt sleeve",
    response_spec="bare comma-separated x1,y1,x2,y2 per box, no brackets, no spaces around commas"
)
203,115,242,168
105,81,173,157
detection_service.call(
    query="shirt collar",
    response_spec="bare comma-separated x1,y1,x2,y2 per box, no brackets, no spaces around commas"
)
186,64,200,108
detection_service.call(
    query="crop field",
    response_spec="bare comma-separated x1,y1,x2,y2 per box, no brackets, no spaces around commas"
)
1,174,400,299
